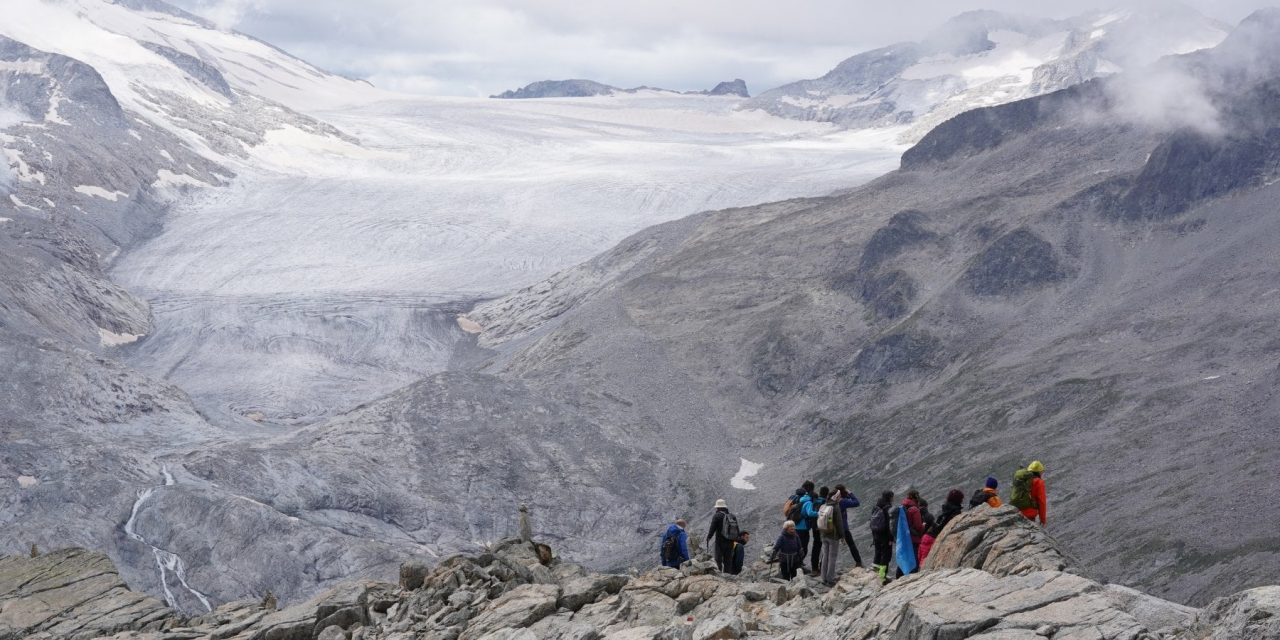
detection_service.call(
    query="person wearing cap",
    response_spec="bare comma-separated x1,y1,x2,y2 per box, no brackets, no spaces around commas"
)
706,499,735,572
768,520,803,580
1021,461,1048,526
969,476,1003,509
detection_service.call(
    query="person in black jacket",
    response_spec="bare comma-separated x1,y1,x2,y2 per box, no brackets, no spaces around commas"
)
930,489,965,536
869,491,894,583
706,499,735,572
768,521,803,580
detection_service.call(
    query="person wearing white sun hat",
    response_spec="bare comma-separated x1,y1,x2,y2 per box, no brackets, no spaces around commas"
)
706,498,739,572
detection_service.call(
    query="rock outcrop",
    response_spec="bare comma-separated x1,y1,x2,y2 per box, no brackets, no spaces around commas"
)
0,549,174,639
3,513,1274,639
924,505,1079,577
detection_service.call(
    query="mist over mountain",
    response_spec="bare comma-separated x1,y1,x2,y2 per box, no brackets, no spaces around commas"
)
2,0,1279,625
745,5,1230,142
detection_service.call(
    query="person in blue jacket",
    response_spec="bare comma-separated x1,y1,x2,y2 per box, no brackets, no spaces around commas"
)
833,484,863,567
659,519,690,568
790,481,816,566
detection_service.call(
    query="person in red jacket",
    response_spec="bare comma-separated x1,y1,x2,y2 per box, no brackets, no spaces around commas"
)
1021,461,1048,526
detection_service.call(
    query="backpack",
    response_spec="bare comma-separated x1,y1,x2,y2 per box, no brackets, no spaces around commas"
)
869,505,889,533
968,488,990,509
816,503,837,536
1010,469,1036,509
720,512,741,540
783,496,804,523
661,531,679,564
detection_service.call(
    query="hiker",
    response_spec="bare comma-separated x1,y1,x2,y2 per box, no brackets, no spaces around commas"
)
768,521,803,580
918,489,964,564
784,481,816,565
660,519,690,568
890,489,925,578
969,476,1002,509
817,487,856,586
1011,461,1048,527
804,486,829,574
833,484,863,568
730,531,750,575
706,499,740,572
869,491,894,583
918,496,937,534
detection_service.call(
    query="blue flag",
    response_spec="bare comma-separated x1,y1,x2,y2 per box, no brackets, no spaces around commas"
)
895,506,918,575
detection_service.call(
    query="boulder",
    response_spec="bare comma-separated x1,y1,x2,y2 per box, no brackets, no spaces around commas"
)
316,625,347,640
399,561,430,590
1182,585,1280,639
0,549,175,639
923,505,1078,576
557,574,628,611
458,583,559,639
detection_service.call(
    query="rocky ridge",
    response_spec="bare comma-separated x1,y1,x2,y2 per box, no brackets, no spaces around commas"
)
3,507,1277,640
491,79,749,99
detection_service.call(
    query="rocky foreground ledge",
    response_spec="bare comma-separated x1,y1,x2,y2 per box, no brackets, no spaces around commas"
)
2,507,1277,639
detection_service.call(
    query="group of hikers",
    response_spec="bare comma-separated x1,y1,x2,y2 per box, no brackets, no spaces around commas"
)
659,461,1049,587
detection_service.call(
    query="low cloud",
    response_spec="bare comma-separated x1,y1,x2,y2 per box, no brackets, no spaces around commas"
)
1109,65,1223,135
168,0,1276,97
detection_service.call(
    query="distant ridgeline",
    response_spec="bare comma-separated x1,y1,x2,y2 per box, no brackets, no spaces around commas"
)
491,78,750,99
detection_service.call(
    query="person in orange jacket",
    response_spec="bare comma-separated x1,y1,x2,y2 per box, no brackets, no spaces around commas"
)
1021,461,1047,526
969,476,1003,509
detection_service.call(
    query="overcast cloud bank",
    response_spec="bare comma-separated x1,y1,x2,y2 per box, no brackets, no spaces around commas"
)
170,0,1278,96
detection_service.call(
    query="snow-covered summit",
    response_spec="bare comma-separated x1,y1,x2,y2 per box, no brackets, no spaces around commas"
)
744,4,1230,142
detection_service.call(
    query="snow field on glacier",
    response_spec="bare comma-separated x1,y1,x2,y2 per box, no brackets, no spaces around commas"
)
111,93,906,426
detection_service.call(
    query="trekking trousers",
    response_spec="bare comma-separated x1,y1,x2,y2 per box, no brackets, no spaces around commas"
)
809,532,822,573
842,529,863,566
713,539,734,572
819,535,840,585
778,553,800,581
796,529,811,562
872,530,892,573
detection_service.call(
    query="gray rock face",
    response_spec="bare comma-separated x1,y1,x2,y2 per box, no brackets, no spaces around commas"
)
1186,586,1280,639
704,79,749,98
491,79,618,99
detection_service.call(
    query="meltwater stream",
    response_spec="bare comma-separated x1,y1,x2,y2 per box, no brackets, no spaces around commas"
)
124,465,213,613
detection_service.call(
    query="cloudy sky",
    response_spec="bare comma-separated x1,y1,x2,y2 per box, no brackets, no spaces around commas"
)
168,0,1275,96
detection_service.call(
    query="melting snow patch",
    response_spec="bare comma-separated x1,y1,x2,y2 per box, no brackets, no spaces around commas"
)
153,169,209,190
99,327,144,346
1203,375,1221,381
75,184,128,201
730,458,763,490
17,475,38,488
0,217,10,224
9,194,39,211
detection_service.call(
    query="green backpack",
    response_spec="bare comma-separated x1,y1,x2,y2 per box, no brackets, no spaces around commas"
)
1009,469,1035,509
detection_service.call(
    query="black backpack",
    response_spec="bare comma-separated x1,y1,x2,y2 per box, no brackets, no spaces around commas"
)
968,488,990,509
661,531,679,564
869,505,889,534
720,512,741,540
